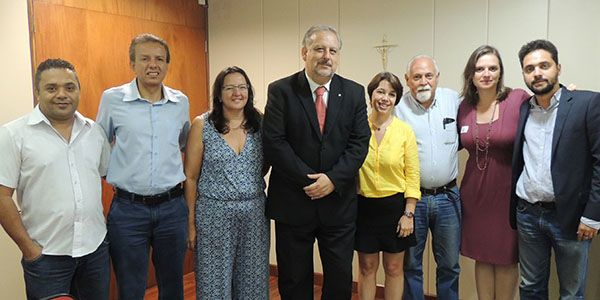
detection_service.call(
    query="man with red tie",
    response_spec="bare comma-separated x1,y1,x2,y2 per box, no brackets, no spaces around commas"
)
263,24,371,299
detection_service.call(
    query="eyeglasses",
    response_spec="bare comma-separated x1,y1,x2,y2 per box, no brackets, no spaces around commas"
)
222,84,249,92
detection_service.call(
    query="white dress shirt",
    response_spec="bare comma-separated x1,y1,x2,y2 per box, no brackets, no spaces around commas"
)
305,71,332,106
395,87,461,188
0,106,110,257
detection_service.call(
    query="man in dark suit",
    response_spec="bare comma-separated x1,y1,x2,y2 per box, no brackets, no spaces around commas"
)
263,25,370,299
510,39,600,299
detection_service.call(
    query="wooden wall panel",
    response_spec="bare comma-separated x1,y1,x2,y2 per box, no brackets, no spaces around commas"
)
34,0,204,28
31,1,208,298
32,2,208,133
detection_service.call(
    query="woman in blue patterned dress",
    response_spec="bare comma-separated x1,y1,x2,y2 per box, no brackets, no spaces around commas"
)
183,66,269,299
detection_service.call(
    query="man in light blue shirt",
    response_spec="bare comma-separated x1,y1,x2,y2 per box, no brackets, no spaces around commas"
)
395,55,461,300
511,39,600,299
96,33,190,300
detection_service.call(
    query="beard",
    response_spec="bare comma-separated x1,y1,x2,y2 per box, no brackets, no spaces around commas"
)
527,77,557,95
414,86,433,103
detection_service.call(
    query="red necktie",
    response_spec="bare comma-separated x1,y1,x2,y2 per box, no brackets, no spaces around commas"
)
315,86,327,133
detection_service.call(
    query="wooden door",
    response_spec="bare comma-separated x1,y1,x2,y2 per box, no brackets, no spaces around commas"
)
29,1,209,298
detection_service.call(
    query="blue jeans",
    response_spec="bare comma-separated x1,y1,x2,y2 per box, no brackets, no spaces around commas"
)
108,195,188,300
516,200,591,300
403,186,461,300
21,236,110,300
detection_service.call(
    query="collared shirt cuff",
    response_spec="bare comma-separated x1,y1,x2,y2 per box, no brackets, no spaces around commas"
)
580,217,600,230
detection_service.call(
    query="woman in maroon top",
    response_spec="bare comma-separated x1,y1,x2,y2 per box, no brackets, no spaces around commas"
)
458,45,529,300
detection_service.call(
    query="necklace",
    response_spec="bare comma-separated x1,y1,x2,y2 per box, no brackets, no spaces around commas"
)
370,115,393,131
473,101,497,171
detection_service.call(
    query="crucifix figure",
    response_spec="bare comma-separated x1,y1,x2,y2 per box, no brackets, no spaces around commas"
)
374,35,398,71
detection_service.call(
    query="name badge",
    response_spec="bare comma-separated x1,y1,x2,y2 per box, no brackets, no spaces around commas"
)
460,126,469,133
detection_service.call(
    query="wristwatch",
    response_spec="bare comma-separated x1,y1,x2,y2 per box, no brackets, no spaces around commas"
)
403,211,414,218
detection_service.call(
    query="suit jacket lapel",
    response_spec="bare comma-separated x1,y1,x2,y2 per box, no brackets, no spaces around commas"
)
514,98,531,166
323,75,343,137
552,87,574,158
296,71,322,138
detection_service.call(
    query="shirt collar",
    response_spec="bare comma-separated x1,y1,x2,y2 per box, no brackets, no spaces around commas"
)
305,71,332,94
27,105,91,127
123,78,180,103
530,87,562,111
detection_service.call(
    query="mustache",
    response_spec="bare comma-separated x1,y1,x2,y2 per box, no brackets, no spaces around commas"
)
417,86,431,92
533,79,549,85
318,59,332,67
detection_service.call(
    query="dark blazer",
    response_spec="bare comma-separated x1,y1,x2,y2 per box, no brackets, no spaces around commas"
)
510,87,600,239
263,71,370,226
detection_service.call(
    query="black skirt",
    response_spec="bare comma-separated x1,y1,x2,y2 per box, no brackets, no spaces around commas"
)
355,193,416,253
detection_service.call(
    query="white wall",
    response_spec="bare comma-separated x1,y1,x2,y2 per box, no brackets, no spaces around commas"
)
0,0,34,299
208,0,600,298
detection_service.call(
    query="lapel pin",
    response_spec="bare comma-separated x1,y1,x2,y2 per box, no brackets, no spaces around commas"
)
338,93,342,97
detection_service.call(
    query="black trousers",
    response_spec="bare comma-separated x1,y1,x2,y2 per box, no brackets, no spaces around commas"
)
275,220,355,300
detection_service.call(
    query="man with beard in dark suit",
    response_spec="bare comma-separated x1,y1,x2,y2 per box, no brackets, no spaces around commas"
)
511,39,600,299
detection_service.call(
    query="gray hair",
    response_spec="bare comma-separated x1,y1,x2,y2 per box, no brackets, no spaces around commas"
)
302,25,342,49
129,33,170,64
406,54,439,75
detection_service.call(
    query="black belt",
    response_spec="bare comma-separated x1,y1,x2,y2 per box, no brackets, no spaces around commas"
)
421,179,457,195
115,184,183,206
519,198,556,210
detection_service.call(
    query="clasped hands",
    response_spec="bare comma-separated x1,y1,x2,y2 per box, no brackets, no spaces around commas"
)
303,173,334,200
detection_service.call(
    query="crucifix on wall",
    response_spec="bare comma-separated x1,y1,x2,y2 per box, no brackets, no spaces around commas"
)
374,35,397,71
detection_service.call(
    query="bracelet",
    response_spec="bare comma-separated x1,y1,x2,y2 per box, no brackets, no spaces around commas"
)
403,211,414,218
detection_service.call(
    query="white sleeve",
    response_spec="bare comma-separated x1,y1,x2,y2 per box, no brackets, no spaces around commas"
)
0,127,21,188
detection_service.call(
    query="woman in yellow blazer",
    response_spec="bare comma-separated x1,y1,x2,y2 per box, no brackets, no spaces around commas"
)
356,72,421,299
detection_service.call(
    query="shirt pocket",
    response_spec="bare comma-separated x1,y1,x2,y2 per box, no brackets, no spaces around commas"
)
443,117,457,144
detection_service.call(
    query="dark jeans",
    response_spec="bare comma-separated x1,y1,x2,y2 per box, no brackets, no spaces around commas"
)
22,236,110,300
108,195,188,300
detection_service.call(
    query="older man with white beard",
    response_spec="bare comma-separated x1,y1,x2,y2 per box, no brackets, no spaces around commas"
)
395,55,462,300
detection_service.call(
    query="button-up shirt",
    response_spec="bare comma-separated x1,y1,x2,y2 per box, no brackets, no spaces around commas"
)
516,89,561,203
395,87,460,189
516,88,599,229
358,117,421,199
96,79,190,195
305,71,331,106
0,106,110,257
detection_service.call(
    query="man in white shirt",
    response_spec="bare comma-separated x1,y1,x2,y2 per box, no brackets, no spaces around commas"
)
0,59,110,300
395,55,461,300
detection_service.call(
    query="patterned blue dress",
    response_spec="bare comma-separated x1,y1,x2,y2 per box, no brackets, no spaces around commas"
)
195,113,269,299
